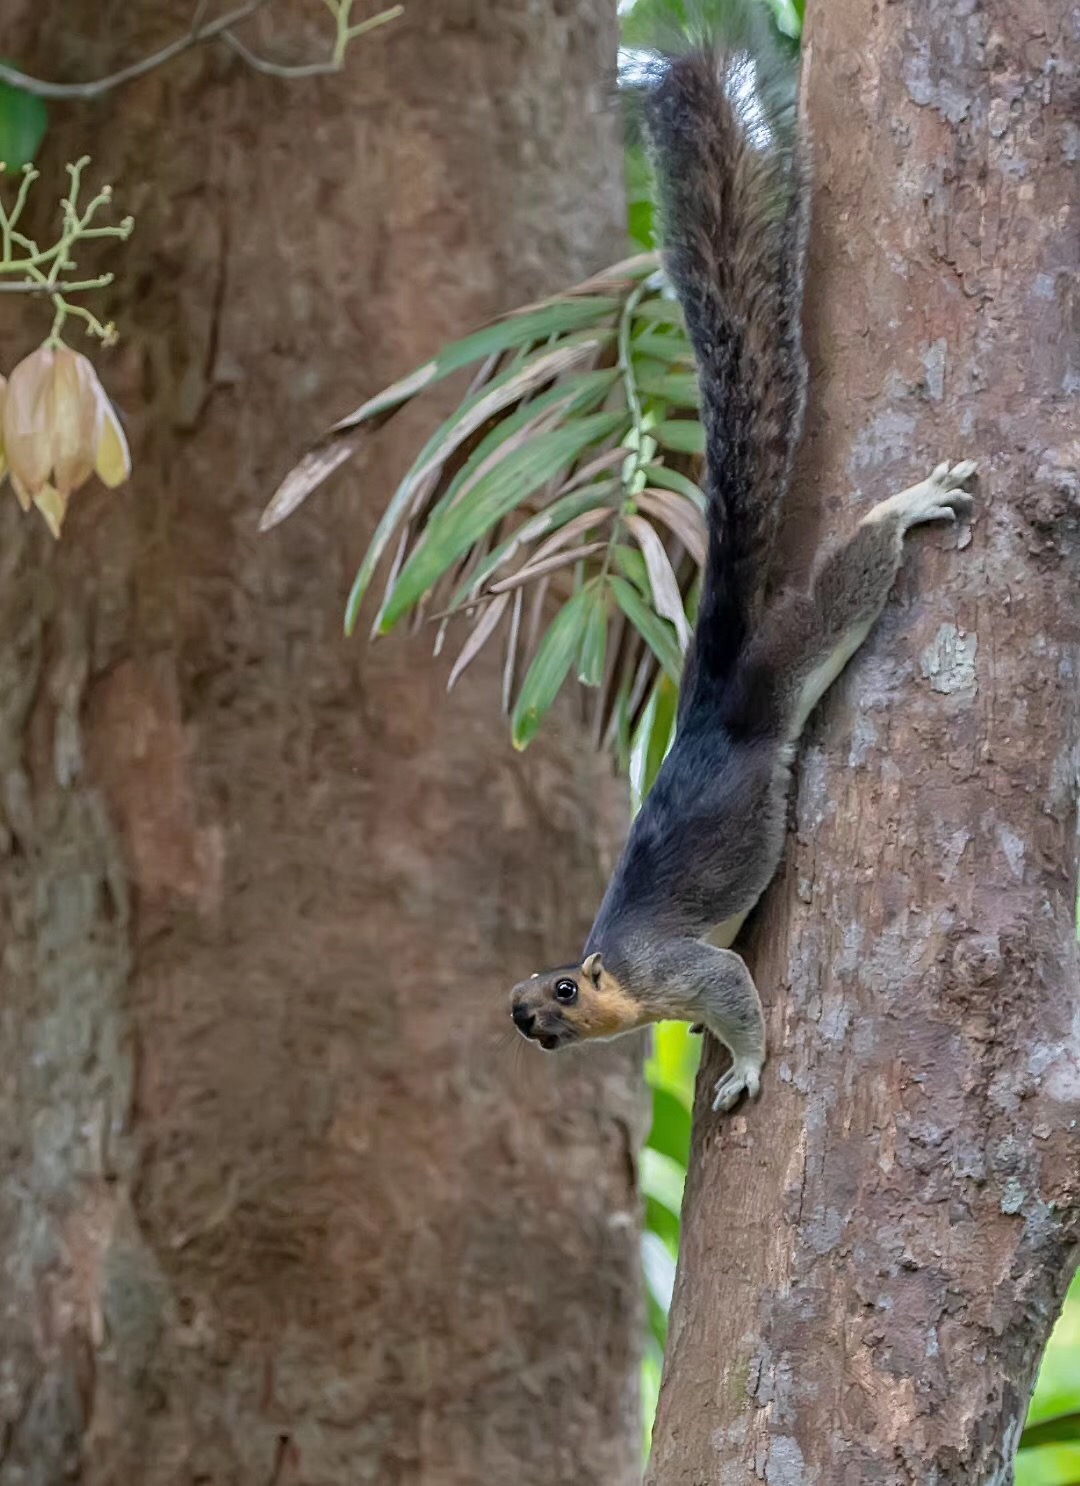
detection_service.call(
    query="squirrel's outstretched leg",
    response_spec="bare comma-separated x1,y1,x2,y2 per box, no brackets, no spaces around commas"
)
651,939,766,1112
741,460,976,740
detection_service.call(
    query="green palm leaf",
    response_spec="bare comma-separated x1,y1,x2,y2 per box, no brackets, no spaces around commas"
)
345,370,618,633
379,411,626,632
331,297,621,435
653,420,707,456
511,589,594,748
578,585,609,686
611,575,683,684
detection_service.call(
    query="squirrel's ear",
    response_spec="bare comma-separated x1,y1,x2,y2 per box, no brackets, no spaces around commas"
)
582,952,604,986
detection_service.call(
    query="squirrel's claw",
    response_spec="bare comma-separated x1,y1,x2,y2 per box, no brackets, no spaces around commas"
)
711,1058,763,1113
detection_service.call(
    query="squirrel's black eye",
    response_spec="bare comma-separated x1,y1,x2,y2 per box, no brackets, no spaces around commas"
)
554,978,578,1005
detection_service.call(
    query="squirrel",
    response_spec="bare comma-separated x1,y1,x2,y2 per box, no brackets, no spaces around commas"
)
509,2,976,1113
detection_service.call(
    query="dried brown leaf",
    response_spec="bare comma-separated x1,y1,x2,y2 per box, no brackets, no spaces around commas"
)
329,360,439,434
625,514,692,650
447,593,511,691
556,447,626,496
527,506,614,566
488,541,607,595
412,339,604,489
635,489,708,566
524,575,551,670
503,587,524,714
259,429,365,532
513,253,661,313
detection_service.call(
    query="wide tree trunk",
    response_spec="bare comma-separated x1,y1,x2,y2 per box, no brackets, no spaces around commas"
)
648,1,1080,1482
0,5,644,1484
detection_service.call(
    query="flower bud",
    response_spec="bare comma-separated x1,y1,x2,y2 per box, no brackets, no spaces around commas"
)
2,345,131,537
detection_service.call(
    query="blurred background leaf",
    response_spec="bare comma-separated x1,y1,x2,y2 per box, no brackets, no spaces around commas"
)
0,69,48,167
1019,1273,1080,1485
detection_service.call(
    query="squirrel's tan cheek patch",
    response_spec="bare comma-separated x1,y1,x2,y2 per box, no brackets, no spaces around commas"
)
572,975,647,1039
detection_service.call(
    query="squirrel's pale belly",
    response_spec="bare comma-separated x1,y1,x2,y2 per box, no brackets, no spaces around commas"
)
705,910,750,950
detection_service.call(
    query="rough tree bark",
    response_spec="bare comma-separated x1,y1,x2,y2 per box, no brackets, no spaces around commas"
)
648,0,1080,1482
0,4,643,1484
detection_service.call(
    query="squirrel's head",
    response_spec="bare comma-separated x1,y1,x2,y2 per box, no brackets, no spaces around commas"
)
509,952,646,1049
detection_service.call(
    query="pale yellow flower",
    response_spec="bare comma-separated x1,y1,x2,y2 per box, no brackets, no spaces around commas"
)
1,345,131,537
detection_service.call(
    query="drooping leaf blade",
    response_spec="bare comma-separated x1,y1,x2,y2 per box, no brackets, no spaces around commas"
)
631,329,695,366
447,593,510,691
577,584,609,686
653,419,707,456
260,431,367,532
625,513,692,649
611,575,683,684
636,489,707,566
633,296,685,327
449,482,617,608
511,589,593,749
407,335,611,487
641,672,679,797
641,462,706,511
488,540,607,595
613,545,650,594
557,252,661,297
332,297,621,436
498,506,617,582
635,366,701,407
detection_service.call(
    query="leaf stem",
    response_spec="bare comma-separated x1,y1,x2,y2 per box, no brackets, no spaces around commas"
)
596,279,650,591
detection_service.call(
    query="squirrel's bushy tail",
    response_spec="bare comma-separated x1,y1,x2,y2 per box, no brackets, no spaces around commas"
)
639,0,808,695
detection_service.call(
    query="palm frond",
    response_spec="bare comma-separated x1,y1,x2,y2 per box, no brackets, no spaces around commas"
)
264,251,709,757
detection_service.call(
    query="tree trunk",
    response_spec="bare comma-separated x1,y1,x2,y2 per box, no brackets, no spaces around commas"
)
648,1,1080,1481
0,5,644,1484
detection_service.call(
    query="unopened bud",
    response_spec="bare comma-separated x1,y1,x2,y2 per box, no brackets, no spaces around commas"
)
2,345,132,538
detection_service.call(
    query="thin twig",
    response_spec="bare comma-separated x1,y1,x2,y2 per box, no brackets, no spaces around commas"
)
0,275,113,294
220,31,341,78
220,7,401,78
0,0,402,100
0,0,268,100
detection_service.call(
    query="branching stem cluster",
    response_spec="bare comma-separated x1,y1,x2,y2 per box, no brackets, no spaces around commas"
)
0,158,133,346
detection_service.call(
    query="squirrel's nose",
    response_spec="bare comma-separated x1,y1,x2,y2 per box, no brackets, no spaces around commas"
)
512,1004,536,1036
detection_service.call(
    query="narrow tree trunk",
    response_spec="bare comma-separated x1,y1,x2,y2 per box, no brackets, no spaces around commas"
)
0,5,643,1483
648,0,1080,1480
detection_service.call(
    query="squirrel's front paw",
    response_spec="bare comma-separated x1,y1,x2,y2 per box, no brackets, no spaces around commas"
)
865,459,977,532
711,1057,763,1113
903,459,977,528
